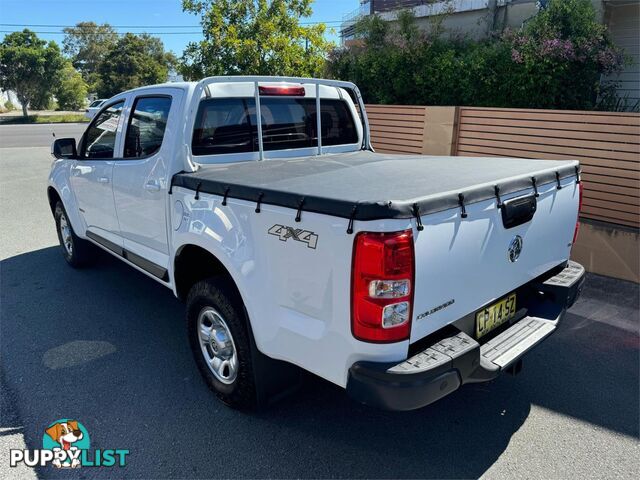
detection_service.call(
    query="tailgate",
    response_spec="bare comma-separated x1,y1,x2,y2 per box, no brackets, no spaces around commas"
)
410,179,580,343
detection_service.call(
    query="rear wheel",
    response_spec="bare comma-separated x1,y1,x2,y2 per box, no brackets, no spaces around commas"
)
54,201,94,267
186,278,257,410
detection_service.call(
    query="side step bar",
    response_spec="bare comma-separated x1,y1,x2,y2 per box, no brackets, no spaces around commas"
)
86,231,169,282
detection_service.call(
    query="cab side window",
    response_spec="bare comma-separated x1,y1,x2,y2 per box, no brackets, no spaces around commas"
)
124,96,172,158
81,101,124,159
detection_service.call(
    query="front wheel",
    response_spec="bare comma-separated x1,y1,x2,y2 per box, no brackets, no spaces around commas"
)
54,201,94,268
186,278,258,410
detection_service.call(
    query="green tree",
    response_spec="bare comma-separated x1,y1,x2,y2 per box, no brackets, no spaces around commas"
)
506,0,624,109
180,0,332,80
0,29,64,116
55,61,88,110
97,33,173,97
29,89,56,110
62,22,118,91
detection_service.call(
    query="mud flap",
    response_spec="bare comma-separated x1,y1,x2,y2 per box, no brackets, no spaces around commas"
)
243,307,303,409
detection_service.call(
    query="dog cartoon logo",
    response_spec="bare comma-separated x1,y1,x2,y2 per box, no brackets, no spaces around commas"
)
11,419,127,469
42,419,90,468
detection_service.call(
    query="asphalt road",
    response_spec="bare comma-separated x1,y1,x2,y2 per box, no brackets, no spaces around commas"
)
0,123,86,149
1,124,639,479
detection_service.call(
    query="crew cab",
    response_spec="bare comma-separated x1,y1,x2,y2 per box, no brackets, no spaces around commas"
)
49,76,585,411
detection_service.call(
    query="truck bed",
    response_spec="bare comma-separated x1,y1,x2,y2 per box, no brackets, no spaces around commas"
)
172,151,579,220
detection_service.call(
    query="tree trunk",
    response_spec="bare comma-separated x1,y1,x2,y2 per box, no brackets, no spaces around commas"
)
487,0,499,35
18,96,28,117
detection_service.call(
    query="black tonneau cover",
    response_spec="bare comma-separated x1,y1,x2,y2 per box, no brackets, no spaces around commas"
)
172,151,579,221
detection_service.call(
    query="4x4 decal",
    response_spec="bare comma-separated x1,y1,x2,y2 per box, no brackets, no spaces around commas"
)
268,224,318,249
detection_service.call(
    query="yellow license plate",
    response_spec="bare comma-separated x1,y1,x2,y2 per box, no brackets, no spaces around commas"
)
475,293,517,339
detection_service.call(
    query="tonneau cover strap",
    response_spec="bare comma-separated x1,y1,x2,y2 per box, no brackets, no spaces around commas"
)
458,194,468,219
255,192,264,213
295,197,305,222
347,205,358,234
412,203,424,231
494,185,502,209
531,177,539,198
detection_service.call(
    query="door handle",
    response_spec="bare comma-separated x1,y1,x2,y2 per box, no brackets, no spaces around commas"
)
144,180,161,192
71,166,81,176
97,177,110,184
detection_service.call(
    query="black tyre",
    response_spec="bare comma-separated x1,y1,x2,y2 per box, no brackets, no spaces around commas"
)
186,277,257,410
54,201,94,268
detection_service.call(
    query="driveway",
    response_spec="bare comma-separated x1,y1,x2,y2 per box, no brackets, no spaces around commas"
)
1,124,638,479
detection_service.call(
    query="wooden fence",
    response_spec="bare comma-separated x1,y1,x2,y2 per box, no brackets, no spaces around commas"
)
366,105,640,229
455,107,640,228
366,104,427,155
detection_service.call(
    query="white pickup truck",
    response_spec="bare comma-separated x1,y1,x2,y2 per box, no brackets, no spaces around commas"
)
49,76,585,411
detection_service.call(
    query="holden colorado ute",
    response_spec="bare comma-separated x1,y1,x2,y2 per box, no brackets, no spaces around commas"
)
48,76,585,411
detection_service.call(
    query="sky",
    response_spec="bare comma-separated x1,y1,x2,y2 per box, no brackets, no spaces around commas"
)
0,0,360,54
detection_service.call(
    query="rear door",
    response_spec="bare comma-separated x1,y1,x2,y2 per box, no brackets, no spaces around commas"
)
111,89,182,277
70,99,127,248
409,182,580,343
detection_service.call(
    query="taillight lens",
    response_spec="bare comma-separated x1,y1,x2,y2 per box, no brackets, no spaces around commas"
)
351,230,415,343
572,182,583,246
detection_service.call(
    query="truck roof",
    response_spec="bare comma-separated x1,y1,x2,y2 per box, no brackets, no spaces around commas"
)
172,151,579,222
118,81,195,94
117,76,358,97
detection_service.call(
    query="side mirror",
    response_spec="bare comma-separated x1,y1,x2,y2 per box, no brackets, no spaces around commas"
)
52,138,77,160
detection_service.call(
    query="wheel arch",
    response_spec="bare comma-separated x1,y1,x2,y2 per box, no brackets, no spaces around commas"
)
173,243,244,304
47,184,83,234
47,186,61,214
48,163,85,237
174,242,299,405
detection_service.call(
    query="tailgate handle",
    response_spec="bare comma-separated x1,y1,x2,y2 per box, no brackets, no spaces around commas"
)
501,194,537,229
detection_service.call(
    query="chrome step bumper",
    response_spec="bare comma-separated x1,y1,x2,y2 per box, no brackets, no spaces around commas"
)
347,261,586,411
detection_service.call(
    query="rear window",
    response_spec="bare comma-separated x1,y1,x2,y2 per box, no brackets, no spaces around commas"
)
89,100,104,108
192,97,358,156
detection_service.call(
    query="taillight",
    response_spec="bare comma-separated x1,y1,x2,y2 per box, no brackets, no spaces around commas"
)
351,230,415,343
572,182,583,246
258,85,306,96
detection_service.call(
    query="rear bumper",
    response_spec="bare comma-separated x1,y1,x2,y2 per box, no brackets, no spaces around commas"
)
347,261,586,411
